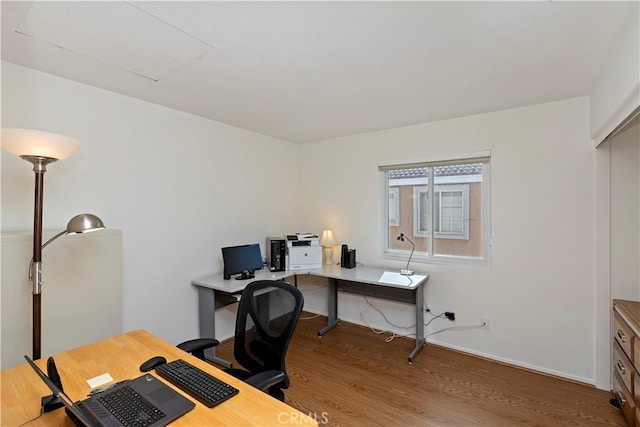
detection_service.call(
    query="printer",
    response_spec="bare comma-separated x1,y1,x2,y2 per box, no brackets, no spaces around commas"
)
286,233,322,270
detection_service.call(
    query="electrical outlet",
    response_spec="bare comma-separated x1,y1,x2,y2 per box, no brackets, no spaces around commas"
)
480,317,490,330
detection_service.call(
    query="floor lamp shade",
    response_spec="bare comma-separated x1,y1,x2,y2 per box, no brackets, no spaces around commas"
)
1,128,81,160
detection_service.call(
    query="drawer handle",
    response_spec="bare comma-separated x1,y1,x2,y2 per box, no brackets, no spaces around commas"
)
617,360,626,375
617,390,627,406
617,329,627,342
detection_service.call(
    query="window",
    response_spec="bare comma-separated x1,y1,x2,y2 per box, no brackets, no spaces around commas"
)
380,154,490,264
413,185,470,239
439,185,470,237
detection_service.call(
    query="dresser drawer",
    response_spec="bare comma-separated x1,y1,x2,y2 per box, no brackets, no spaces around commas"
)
615,311,635,359
615,340,635,393
615,371,637,426
634,369,640,404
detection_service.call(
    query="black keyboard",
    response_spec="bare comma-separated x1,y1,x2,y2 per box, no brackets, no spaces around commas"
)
96,385,166,427
155,359,239,408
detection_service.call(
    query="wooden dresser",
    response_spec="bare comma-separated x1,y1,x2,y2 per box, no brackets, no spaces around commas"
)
613,299,640,426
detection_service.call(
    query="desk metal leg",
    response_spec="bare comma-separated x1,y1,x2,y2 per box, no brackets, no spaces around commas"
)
318,278,339,336
408,284,426,364
197,287,232,368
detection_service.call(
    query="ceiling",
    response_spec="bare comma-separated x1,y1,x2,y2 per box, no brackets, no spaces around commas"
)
1,1,637,143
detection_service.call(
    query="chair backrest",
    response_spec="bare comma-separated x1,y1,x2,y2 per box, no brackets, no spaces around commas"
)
233,280,304,386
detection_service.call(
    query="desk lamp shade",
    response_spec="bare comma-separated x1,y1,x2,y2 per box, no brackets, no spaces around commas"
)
41,214,106,251
319,230,337,265
319,230,337,246
66,214,105,235
1,128,81,160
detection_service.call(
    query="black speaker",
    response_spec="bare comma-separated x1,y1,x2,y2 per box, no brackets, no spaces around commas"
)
340,244,356,269
266,237,286,272
340,245,348,267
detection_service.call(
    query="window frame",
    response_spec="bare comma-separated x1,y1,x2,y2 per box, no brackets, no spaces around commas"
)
388,187,400,226
412,186,429,238
380,152,491,268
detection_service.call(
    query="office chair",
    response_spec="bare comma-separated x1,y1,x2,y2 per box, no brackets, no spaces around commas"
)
177,280,304,401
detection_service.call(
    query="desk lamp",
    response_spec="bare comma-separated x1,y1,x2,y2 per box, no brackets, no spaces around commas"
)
319,230,337,265
1,128,102,360
396,233,415,276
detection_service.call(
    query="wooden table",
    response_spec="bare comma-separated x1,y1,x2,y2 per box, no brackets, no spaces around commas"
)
0,330,317,426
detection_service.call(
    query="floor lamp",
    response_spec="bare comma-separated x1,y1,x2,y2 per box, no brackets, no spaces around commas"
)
1,128,102,360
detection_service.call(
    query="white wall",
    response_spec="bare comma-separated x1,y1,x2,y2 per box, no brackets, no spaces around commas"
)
1,61,300,345
610,121,640,300
591,11,640,144
297,97,597,384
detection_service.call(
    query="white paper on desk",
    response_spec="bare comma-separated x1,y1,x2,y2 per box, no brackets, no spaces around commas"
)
379,271,426,286
87,373,114,388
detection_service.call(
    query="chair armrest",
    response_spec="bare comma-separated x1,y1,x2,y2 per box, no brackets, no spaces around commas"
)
244,370,286,391
176,338,219,360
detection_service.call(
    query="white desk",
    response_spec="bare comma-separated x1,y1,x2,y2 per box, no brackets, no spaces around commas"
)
192,265,429,365
312,265,428,363
192,270,290,367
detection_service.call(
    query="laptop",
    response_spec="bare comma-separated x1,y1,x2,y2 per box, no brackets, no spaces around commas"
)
24,355,195,427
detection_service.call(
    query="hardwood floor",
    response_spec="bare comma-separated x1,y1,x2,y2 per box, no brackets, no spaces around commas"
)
213,313,626,426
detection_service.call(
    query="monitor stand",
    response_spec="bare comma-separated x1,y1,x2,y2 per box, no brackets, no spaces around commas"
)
235,271,255,280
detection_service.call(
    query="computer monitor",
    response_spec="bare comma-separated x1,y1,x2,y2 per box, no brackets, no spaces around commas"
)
222,243,264,280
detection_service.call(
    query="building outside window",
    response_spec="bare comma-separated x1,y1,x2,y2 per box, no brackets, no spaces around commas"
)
414,184,470,239
381,155,490,265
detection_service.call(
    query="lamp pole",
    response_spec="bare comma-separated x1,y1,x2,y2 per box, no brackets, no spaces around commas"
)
25,155,57,360
2,128,85,361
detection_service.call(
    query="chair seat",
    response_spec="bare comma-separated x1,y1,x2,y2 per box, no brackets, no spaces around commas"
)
224,367,287,401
